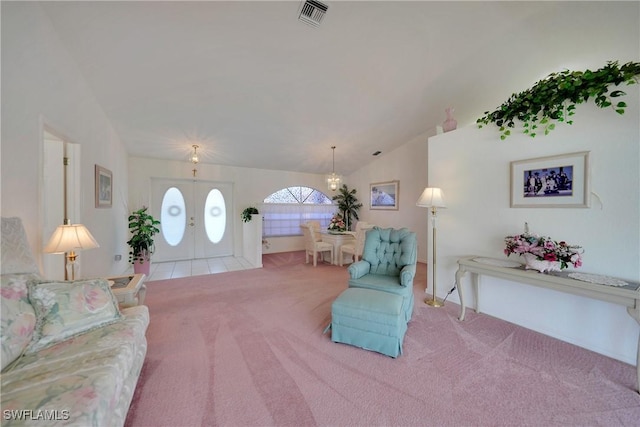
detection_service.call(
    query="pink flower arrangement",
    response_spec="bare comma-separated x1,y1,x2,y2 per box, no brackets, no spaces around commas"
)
327,214,346,232
504,232,583,270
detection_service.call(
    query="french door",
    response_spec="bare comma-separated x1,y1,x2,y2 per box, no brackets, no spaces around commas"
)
151,179,233,262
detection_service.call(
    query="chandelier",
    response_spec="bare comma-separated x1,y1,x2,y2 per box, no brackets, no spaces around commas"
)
191,144,199,177
326,146,342,192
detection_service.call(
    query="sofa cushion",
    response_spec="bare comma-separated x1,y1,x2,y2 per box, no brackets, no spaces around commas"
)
1,274,39,371
1,217,40,275
27,278,122,353
348,273,404,295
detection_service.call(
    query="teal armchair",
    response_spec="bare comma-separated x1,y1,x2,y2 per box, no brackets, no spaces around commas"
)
347,227,417,321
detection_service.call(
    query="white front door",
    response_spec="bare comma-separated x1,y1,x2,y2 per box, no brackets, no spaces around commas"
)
151,179,234,262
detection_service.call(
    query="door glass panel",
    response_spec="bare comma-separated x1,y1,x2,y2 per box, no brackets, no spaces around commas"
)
204,189,226,244
161,187,186,246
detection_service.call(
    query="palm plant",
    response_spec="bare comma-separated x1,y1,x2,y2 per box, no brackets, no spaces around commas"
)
332,185,362,231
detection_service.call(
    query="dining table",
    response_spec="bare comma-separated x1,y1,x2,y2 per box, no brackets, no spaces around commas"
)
320,231,355,265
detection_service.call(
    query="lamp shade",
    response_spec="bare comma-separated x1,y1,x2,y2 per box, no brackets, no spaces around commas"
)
416,187,446,208
44,224,99,254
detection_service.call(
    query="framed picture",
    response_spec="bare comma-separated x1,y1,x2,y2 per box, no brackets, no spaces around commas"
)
510,151,590,208
95,165,112,208
370,180,399,210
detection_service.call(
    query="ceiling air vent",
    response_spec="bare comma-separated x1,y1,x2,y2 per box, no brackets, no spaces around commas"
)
299,0,328,27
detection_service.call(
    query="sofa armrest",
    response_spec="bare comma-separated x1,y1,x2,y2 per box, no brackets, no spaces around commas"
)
348,260,371,279
399,264,416,287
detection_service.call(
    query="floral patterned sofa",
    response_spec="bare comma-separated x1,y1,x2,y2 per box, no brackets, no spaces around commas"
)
1,217,149,426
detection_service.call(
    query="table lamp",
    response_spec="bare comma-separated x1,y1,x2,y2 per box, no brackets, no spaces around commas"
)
44,222,99,280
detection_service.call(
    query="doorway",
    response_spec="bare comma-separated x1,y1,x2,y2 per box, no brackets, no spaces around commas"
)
151,178,234,262
42,128,80,280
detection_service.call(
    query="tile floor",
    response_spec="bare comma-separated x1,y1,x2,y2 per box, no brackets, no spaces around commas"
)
124,256,255,281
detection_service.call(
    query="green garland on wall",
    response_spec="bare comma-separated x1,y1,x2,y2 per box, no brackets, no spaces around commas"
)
477,61,640,140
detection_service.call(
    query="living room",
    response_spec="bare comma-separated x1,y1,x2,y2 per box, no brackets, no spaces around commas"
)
2,1,639,425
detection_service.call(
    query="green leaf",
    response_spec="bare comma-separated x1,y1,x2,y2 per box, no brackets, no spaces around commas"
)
475,61,640,140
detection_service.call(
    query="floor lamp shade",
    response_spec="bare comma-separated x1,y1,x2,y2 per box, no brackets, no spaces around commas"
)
416,187,446,307
44,224,99,280
416,187,446,208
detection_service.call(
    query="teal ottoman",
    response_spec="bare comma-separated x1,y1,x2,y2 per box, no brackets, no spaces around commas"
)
328,287,407,358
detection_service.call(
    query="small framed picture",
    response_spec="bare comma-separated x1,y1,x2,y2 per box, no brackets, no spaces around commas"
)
95,165,112,208
370,180,399,210
510,151,590,208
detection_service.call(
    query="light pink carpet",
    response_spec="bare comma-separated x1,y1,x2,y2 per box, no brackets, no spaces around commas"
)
125,252,640,426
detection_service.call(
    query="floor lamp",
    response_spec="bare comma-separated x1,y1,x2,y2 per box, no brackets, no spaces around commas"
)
416,187,446,307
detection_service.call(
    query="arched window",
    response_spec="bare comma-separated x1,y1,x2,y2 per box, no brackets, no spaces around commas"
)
262,186,336,237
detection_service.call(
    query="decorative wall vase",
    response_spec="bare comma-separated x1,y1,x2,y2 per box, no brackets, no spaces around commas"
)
442,107,457,132
522,253,560,273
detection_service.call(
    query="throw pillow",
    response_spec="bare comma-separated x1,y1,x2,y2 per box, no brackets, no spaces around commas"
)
1,274,38,370
1,217,40,275
27,278,122,353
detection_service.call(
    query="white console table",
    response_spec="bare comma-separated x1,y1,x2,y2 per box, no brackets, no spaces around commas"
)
454,256,640,391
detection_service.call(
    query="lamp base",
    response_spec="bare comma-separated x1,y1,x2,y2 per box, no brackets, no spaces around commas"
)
424,297,443,308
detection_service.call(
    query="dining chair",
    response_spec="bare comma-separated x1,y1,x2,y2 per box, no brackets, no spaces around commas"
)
305,221,322,241
339,222,374,266
301,223,334,266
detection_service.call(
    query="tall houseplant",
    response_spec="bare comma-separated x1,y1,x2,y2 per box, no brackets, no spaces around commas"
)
127,206,161,275
332,184,362,231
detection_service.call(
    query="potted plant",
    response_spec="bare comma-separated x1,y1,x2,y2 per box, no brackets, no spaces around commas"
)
332,185,362,231
477,61,640,140
127,206,161,275
241,206,259,222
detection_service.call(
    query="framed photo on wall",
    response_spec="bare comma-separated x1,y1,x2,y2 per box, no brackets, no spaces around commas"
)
370,180,399,210
510,151,590,208
95,165,112,208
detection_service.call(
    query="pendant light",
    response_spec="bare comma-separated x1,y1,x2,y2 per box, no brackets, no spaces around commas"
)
191,144,199,177
326,146,342,192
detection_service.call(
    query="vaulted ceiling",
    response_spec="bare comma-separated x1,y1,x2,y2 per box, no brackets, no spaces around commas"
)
37,1,638,175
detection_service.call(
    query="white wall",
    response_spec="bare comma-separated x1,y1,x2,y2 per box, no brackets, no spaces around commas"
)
1,2,130,277
127,138,431,260
428,88,640,364
127,157,334,258
345,133,431,263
